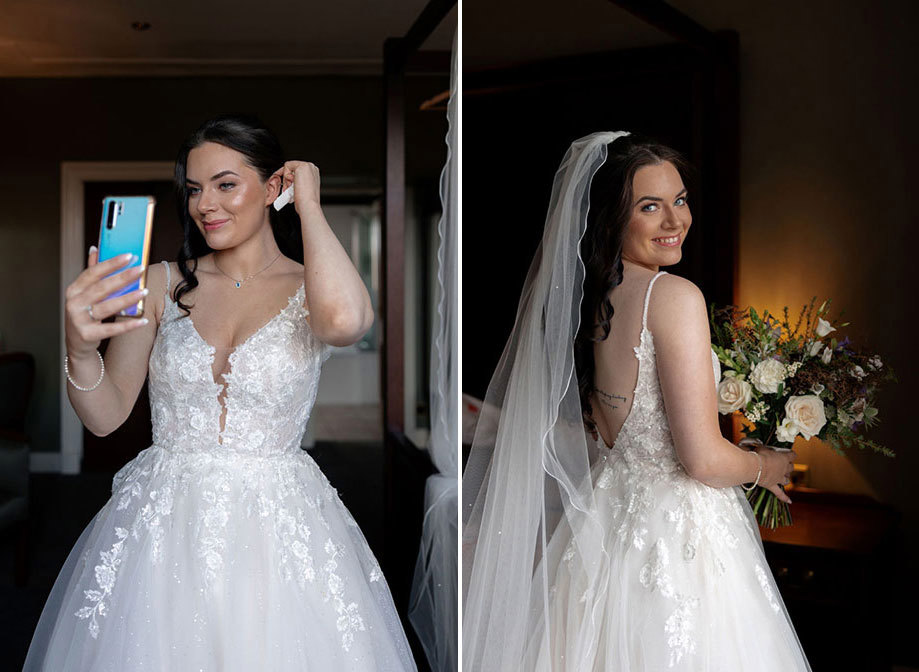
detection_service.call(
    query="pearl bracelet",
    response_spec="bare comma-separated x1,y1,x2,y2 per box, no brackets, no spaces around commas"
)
741,450,763,492
64,349,104,392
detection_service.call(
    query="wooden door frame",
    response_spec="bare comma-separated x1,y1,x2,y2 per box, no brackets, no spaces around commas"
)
53,162,174,475
380,0,455,566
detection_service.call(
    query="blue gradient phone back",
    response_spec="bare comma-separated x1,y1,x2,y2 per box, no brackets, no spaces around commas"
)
97,195,155,317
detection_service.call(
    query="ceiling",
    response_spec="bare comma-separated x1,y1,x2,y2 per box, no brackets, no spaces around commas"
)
0,0,456,77
463,0,727,69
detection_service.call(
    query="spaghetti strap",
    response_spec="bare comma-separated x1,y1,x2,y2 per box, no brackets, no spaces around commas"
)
160,260,171,291
641,270,668,331
160,260,171,320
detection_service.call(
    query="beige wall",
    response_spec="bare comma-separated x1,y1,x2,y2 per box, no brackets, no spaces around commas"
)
674,0,917,661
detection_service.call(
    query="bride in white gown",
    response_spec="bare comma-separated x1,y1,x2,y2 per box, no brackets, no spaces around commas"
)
462,132,812,671
24,115,417,671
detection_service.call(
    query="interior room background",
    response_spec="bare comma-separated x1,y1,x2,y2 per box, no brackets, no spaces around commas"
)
0,2,454,669
463,1,917,670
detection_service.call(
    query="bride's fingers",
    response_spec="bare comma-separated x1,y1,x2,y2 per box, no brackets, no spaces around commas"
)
766,483,792,504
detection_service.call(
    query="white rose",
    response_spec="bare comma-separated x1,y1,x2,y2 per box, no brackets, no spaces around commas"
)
784,394,827,440
808,340,823,357
775,417,800,444
816,317,836,337
821,346,832,364
717,376,753,414
750,358,787,394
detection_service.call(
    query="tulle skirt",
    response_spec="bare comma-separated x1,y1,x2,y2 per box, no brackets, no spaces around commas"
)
23,444,418,671
524,447,812,671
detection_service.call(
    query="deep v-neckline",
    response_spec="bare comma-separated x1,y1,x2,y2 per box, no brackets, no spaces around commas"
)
166,279,305,386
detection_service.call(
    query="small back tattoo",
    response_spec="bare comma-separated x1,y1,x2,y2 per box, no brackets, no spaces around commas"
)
594,387,627,410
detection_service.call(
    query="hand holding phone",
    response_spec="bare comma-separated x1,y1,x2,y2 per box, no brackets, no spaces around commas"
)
96,195,155,317
65,249,150,359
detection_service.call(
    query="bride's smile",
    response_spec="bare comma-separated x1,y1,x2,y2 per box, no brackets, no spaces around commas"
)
186,141,275,249
621,160,692,271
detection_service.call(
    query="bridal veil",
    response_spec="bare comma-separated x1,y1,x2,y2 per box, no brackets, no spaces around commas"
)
462,132,630,672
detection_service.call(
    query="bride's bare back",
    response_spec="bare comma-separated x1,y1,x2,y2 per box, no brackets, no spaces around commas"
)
589,266,660,450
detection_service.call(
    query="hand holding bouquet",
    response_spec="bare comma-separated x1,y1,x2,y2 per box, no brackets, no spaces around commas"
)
709,298,897,528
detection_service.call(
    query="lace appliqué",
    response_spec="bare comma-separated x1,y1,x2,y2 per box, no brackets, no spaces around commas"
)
199,472,232,586
588,272,761,667
639,539,700,667
323,538,367,651
664,594,700,667
755,563,782,614
369,558,384,583
75,526,128,639
73,261,363,647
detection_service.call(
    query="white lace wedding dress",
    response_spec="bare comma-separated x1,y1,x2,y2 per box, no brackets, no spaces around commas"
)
24,260,417,671
525,271,812,671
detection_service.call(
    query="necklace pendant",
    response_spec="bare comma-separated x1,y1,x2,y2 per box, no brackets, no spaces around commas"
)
235,281,241,288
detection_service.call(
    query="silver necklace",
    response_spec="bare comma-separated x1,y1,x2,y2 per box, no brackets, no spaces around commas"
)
213,251,283,288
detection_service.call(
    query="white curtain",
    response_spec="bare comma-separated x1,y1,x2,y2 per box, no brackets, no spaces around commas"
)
407,29,458,672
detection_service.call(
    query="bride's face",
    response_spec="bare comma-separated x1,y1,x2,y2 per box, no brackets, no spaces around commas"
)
621,161,691,270
185,141,278,249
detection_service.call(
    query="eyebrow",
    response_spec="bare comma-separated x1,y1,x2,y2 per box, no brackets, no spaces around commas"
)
635,187,687,205
185,170,240,186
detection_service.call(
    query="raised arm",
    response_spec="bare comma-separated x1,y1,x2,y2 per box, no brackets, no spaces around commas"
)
649,274,794,501
270,161,374,347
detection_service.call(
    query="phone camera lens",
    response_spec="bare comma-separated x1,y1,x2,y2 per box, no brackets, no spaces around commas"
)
105,201,116,230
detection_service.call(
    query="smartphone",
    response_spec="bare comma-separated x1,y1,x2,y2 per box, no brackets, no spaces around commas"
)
96,195,155,317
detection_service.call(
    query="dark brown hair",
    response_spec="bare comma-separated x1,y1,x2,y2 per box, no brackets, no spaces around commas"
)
575,134,693,436
171,114,300,316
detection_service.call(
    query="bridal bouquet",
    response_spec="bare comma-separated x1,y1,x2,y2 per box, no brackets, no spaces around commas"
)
709,298,897,529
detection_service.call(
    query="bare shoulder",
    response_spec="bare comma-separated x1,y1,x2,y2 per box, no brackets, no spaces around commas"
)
654,272,704,302
647,273,708,335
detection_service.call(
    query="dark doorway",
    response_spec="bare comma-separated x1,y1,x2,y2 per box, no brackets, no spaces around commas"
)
81,179,181,474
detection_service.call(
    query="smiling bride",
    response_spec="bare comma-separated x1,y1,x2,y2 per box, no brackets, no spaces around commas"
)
24,114,417,672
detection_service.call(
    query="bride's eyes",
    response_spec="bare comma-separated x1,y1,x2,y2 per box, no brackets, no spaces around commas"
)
640,196,689,212
186,182,236,196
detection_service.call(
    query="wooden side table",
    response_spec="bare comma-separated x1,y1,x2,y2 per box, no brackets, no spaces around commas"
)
758,487,900,671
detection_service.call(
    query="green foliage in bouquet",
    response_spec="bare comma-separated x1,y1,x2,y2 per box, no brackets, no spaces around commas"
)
708,297,897,528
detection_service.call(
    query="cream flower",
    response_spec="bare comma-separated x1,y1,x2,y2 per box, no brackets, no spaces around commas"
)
775,417,800,444
808,340,823,357
816,317,836,337
821,346,833,364
717,376,753,414
750,358,787,394
784,394,827,440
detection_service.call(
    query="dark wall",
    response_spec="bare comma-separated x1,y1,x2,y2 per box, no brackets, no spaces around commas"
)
462,47,720,399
